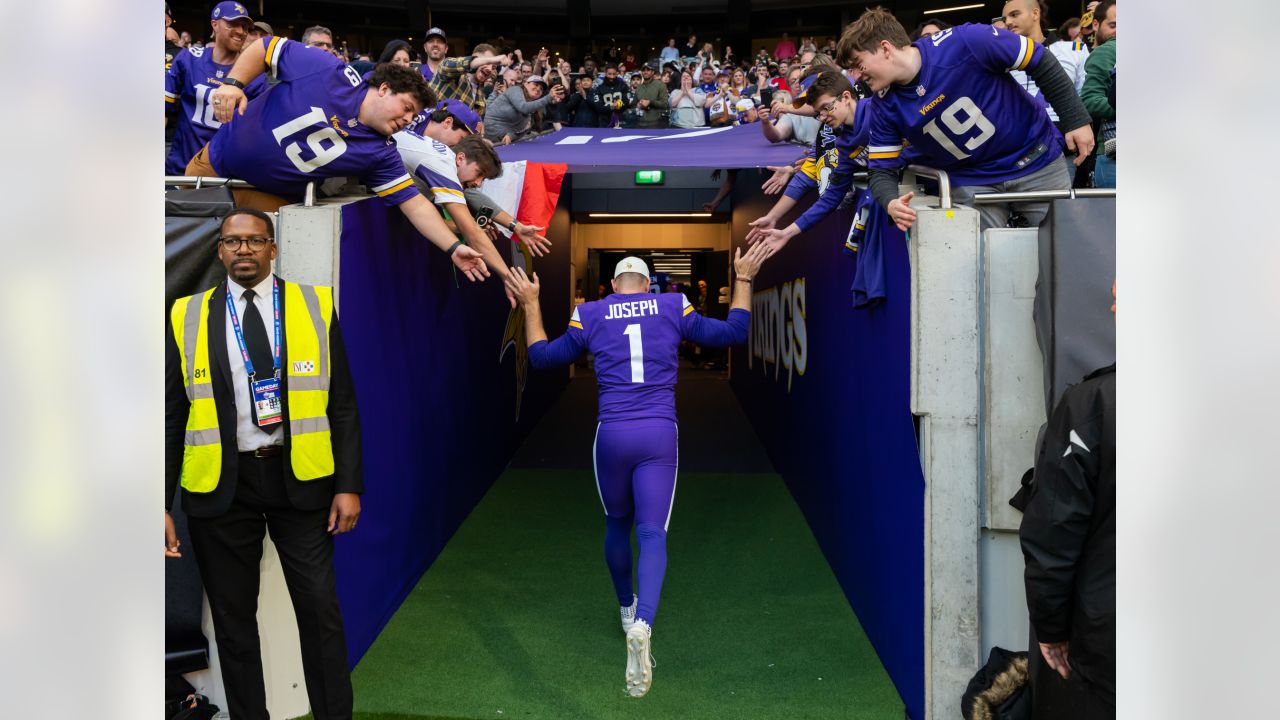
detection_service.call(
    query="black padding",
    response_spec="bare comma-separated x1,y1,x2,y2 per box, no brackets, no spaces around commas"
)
1033,198,1116,414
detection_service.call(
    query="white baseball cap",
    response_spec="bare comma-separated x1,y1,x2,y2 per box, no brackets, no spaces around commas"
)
614,256,650,278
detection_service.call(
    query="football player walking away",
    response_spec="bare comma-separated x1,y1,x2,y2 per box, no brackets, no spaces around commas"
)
505,244,771,697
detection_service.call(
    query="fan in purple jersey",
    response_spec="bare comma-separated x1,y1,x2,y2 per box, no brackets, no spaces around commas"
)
506,245,771,699
164,2,267,175
196,36,493,283
419,27,449,83
837,8,1094,231
745,69,884,254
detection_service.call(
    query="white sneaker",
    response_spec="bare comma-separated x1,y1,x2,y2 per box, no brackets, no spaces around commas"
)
620,594,638,633
625,618,653,697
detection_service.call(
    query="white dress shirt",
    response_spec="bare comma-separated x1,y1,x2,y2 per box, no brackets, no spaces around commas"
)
225,274,282,452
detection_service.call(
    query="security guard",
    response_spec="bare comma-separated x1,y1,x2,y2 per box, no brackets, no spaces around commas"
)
165,207,362,720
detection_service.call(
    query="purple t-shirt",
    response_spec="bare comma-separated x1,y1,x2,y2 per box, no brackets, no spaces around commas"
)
529,292,749,422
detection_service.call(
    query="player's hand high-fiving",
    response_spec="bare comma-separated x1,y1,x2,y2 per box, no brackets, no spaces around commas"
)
506,266,541,306
733,241,771,281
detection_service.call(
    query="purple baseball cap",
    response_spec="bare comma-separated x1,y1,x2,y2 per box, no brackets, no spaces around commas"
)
437,99,481,134
211,1,251,21
791,72,820,107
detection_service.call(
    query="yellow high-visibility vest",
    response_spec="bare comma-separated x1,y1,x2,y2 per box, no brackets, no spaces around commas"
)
170,280,336,492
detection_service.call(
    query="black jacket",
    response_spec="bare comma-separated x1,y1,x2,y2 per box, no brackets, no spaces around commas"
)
1020,364,1115,703
590,78,635,126
165,277,363,517
566,91,599,127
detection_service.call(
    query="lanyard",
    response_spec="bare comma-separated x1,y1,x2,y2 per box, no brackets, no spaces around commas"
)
226,277,281,381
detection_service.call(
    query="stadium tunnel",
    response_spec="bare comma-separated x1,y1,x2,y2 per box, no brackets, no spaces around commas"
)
165,126,1115,720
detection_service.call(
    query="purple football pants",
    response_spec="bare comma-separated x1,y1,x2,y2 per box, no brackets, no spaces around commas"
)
593,419,679,627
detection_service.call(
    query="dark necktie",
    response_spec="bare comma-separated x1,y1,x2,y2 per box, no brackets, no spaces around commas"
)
241,289,280,434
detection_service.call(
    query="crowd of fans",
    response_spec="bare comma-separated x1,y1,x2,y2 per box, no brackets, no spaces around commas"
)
167,4,1115,193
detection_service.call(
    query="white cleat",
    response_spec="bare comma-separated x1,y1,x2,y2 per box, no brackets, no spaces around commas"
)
620,595,638,633
625,619,653,697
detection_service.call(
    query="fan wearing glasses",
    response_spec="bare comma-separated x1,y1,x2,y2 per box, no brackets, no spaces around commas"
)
747,69,885,254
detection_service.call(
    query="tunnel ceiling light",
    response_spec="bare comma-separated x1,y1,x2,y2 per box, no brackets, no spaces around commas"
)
922,2,986,13
587,213,713,218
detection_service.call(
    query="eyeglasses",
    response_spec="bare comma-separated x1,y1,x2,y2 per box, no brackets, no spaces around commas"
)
815,99,838,117
219,236,273,251
309,41,333,49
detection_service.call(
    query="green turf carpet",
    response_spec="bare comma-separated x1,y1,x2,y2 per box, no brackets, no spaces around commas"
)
337,467,905,720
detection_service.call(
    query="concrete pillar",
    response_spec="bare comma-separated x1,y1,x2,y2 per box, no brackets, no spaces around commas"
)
908,202,983,719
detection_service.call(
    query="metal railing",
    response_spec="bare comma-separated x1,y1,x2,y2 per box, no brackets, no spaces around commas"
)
902,165,1115,207
906,165,953,209
969,188,1117,204
164,176,317,207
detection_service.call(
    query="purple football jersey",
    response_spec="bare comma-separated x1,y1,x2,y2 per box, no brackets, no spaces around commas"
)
164,45,267,175
529,292,750,422
866,24,1063,185
206,37,419,205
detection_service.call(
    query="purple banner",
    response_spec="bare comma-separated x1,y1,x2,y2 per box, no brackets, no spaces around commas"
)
495,124,806,171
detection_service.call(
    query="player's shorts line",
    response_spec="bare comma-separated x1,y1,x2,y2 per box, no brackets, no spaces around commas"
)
664,420,679,532
592,422,608,514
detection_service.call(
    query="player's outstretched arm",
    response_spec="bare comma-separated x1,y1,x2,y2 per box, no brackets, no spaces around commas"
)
399,195,490,281
730,243,769,310
211,38,269,122
681,244,769,348
507,267,548,344
510,268,587,369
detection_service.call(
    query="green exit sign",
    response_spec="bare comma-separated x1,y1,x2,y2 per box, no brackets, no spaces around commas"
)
634,170,665,185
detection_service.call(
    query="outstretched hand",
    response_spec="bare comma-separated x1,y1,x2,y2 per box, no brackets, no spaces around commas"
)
515,223,553,256
761,165,794,195
506,266,541,305
734,241,771,279
887,191,917,232
745,215,777,244
452,244,490,282
754,226,795,255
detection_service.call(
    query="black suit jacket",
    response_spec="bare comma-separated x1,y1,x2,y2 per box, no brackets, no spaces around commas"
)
165,276,363,518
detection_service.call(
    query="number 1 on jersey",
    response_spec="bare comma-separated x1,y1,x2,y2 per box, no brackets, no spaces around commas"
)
623,324,644,383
